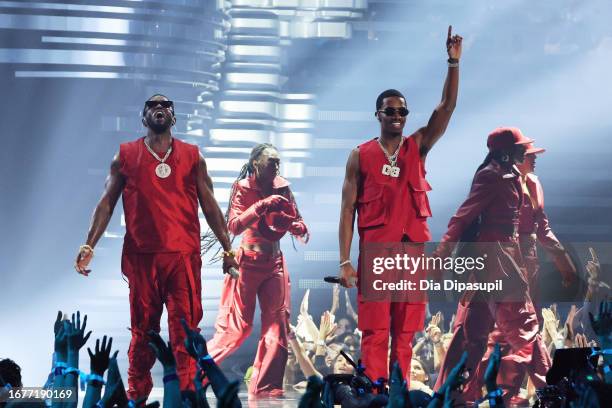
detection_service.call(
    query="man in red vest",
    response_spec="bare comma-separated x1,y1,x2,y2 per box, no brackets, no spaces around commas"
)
74,94,238,401
337,26,463,382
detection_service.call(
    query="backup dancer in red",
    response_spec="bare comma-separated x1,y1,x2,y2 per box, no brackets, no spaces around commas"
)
203,143,308,398
74,95,237,401
337,26,462,383
432,128,551,404
469,142,577,404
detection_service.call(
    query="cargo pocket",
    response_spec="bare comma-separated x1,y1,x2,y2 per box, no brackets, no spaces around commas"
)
409,177,433,218
357,183,387,228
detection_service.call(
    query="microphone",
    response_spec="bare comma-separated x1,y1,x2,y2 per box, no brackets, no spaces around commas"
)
324,276,341,284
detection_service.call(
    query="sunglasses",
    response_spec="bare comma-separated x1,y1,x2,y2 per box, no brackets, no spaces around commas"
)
378,107,409,117
144,100,174,109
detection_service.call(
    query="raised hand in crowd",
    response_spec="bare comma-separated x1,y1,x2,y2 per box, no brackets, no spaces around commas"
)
330,284,340,316
82,336,113,408
148,331,181,408
99,354,128,408
88,336,113,377
180,319,239,407
296,289,320,344
344,289,358,324
317,311,337,346
428,351,467,408
562,305,578,348
297,375,324,408
194,367,211,408
215,381,241,408
66,311,92,364
589,300,612,344
484,347,500,388
541,307,560,348
387,362,409,408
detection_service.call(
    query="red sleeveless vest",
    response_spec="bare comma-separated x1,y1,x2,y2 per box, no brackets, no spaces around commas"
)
119,137,200,253
357,136,432,243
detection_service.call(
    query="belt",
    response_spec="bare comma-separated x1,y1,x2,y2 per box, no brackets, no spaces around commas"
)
241,242,281,257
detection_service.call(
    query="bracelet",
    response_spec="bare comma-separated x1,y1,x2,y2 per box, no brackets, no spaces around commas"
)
316,340,326,347
198,355,214,366
163,372,179,384
86,374,105,385
339,260,351,267
222,249,236,258
79,244,94,254
64,367,80,376
54,362,67,376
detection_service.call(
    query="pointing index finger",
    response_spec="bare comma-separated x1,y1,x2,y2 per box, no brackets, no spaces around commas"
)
447,25,452,41
589,247,599,264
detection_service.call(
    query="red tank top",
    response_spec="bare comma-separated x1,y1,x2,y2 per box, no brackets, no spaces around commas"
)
119,137,200,253
357,136,432,242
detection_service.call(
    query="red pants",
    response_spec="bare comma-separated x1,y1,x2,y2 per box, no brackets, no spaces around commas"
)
470,241,547,402
357,242,426,382
207,249,290,395
358,299,425,382
434,295,550,402
122,252,203,400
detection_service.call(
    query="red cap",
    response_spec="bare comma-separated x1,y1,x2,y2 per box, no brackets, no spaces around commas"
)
525,143,545,155
487,127,534,152
257,200,297,241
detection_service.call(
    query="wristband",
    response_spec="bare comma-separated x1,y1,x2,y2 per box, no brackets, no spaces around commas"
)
222,249,236,258
604,365,612,375
86,374,105,386
54,362,67,376
95,401,104,408
316,340,326,347
339,260,351,267
163,373,179,384
198,355,214,367
488,388,503,407
128,400,136,408
64,367,80,376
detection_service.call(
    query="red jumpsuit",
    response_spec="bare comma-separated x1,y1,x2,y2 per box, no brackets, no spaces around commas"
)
356,136,431,382
470,173,574,401
206,175,306,396
119,137,203,400
432,160,550,402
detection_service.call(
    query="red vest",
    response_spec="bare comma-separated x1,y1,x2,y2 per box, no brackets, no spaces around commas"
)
119,137,200,253
357,136,432,243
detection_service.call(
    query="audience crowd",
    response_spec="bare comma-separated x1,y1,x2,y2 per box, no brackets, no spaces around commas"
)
0,249,610,407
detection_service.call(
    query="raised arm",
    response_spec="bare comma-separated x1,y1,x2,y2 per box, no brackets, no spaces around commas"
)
338,148,360,288
414,25,462,158
75,153,124,276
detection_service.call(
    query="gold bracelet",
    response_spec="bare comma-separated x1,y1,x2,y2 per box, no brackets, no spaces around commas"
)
222,249,236,258
79,244,94,255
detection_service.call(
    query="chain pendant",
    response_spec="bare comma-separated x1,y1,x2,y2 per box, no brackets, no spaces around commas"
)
382,164,400,177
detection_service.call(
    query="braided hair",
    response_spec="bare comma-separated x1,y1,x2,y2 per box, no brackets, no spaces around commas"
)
200,143,303,257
